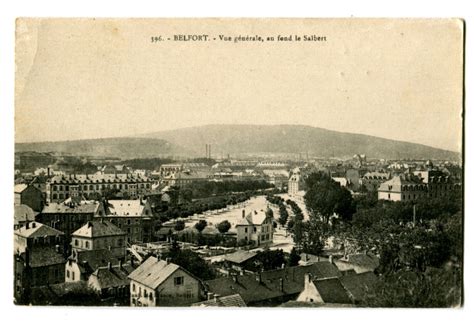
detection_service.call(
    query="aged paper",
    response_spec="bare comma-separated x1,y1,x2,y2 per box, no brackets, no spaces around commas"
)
14,18,463,307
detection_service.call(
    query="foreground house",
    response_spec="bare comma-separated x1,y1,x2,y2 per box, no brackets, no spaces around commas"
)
192,294,247,307
128,256,203,307
14,204,38,230
14,184,44,212
88,261,134,304
65,249,121,283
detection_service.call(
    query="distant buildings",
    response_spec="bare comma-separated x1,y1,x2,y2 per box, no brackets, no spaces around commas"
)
378,172,460,201
128,257,203,307
46,174,152,203
236,209,274,246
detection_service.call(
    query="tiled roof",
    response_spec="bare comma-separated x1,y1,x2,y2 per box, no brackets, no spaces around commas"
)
72,249,121,275
91,264,134,290
339,272,377,302
205,263,341,304
42,201,100,214
192,294,247,307
335,254,380,272
313,278,352,304
378,175,426,192
106,200,148,217
14,205,38,225
223,250,257,264
21,247,67,268
128,257,180,290
15,221,64,238
30,281,91,305
72,220,125,238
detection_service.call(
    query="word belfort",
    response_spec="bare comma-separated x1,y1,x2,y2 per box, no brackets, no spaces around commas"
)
171,34,327,43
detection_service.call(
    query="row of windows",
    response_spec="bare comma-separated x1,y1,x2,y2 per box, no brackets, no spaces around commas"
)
52,183,150,191
66,269,76,281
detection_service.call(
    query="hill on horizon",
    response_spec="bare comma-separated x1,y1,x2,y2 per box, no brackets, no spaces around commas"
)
16,125,460,161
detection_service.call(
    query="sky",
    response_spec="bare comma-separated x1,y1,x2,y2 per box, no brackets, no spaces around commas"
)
15,18,463,152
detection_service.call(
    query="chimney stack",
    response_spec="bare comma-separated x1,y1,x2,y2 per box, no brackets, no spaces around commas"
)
55,245,60,254
208,144,211,159
31,222,36,229
119,260,123,269
329,255,334,264
107,262,112,270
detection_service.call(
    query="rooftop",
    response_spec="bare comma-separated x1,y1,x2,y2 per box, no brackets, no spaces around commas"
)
128,257,181,290
72,220,125,238
15,221,64,239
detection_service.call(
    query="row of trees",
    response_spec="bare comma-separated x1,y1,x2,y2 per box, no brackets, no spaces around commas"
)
185,180,275,199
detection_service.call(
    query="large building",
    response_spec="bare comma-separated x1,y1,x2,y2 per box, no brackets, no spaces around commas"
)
100,199,154,244
46,174,153,203
128,257,203,307
288,168,304,196
235,209,274,246
378,172,461,202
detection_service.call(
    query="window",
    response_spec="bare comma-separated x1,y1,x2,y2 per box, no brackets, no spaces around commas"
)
85,241,90,249
74,239,78,246
244,228,247,233
132,283,136,292
144,290,148,298
72,272,75,280
53,186,57,191
174,276,184,286
253,227,257,233
66,270,70,278
149,292,153,301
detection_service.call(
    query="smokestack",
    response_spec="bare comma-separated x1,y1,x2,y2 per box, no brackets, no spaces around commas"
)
209,144,211,159
205,144,208,159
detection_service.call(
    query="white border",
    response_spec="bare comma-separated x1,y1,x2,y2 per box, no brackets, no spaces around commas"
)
1,1,472,323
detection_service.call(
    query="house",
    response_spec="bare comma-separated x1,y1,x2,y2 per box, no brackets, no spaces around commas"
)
128,256,203,307
14,184,44,212
14,222,66,302
100,199,154,244
296,271,377,305
288,169,303,196
65,248,122,283
27,281,100,306
192,294,247,307
14,205,38,230
360,171,391,192
71,220,127,259
236,209,274,246
298,253,329,266
334,253,380,274
38,198,105,242
88,261,134,304
204,262,341,306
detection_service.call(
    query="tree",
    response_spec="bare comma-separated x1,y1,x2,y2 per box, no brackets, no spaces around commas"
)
174,220,185,231
216,220,231,234
166,249,216,280
195,220,207,232
304,172,355,223
288,247,301,266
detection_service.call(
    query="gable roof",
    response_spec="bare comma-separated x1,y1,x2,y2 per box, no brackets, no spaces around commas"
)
313,278,352,304
90,264,134,290
128,257,181,289
205,263,341,304
15,221,64,238
14,205,38,225
223,250,258,264
71,249,120,275
339,272,377,302
192,294,247,307
72,221,125,238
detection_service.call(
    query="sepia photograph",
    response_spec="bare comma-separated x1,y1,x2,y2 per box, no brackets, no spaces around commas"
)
12,17,464,308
